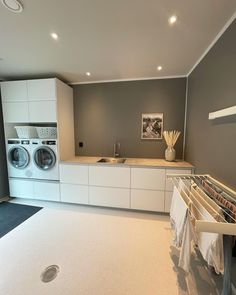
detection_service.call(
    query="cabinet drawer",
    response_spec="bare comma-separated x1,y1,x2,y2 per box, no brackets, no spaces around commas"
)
60,184,89,205
29,101,57,122
34,181,60,202
89,186,130,208
1,81,28,102
27,79,56,100
60,164,88,185
9,178,34,199
131,168,165,190
89,166,130,188
165,169,192,191
2,102,29,123
131,189,164,212
164,191,173,213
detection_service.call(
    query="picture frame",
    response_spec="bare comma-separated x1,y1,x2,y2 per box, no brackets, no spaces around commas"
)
141,113,163,140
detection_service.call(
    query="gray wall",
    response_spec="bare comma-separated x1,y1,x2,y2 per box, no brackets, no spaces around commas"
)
185,20,236,189
73,78,186,159
0,94,9,198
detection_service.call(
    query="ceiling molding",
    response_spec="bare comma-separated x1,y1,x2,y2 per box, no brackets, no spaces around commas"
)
69,75,187,85
187,11,236,77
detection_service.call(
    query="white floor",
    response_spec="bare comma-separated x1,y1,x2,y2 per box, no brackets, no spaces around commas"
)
0,198,231,295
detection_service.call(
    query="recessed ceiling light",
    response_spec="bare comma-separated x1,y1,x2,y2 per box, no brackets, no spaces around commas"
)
86,72,91,76
50,33,58,40
157,66,162,71
1,0,23,13
169,15,177,25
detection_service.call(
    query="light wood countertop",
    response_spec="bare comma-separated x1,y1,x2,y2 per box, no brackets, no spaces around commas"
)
60,156,194,169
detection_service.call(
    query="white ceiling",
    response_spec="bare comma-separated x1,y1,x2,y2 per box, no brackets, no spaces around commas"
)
0,0,236,84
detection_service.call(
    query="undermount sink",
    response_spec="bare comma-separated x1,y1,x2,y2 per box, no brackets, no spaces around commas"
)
97,158,126,164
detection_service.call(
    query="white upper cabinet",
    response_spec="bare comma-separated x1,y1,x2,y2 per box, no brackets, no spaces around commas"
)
1,81,28,102
27,79,56,101
2,102,29,123
28,101,57,122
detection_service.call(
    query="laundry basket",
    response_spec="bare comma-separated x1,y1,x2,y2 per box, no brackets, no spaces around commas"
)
15,126,38,139
36,127,57,139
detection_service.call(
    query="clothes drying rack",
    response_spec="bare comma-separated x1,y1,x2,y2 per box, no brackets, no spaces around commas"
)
167,174,236,295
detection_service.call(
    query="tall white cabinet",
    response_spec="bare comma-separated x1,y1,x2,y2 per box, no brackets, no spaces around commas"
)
1,78,75,201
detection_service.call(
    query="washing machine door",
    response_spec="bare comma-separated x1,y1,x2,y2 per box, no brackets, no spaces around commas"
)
33,147,56,170
8,146,30,169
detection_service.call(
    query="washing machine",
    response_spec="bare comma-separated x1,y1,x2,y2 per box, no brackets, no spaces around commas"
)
7,139,32,178
31,139,59,180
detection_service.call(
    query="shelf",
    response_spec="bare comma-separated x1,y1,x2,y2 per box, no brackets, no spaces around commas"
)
208,105,236,120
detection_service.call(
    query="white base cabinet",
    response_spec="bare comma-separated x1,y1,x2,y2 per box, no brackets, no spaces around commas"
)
131,189,164,212
9,178,60,202
89,186,130,209
60,184,89,205
59,163,193,213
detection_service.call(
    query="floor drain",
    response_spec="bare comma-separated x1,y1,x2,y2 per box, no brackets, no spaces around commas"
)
40,265,60,283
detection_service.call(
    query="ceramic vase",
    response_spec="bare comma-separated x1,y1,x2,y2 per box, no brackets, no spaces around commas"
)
165,146,176,162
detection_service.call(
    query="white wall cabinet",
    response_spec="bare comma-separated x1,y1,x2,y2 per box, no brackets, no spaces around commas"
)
27,79,56,100
89,166,130,188
1,78,58,123
28,101,57,122
89,186,130,209
1,81,28,102
131,167,165,190
131,189,164,212
2,102,29,123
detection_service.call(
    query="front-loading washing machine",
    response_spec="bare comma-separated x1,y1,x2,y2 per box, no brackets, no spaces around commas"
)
7,139,32,178
31,139,59,180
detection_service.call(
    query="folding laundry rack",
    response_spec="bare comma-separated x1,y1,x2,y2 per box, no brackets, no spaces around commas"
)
167,174,236,295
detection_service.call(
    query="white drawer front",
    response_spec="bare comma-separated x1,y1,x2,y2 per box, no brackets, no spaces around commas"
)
27,79,56,100
29,101,57,122
131,168,165,190
164,191,173,213
34,181,60,201
89,166,130,188
3,102,29,123
9,178,34,199
165,169,192,191
60,164,88,185
60,184,89,205
131,189,164,212
89,186,130,208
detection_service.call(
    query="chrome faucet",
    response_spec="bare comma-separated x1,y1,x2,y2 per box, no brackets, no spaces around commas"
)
113,142,121,158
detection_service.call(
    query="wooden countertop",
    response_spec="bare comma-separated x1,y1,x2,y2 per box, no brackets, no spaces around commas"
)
60,156,194,169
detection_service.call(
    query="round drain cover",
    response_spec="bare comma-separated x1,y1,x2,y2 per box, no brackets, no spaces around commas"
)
41,265,59,283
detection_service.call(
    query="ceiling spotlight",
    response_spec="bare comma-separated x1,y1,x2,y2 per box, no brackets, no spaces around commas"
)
50,33,58,40
157,66,162,71
169,15,177,25
1,0,23,13
86,72,91,76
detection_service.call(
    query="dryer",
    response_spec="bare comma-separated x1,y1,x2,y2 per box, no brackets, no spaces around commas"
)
7,139,32,178
31,139,59,180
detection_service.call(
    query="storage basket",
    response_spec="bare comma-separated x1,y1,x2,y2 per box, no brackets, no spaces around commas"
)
15,126,38,139
36,127,57,139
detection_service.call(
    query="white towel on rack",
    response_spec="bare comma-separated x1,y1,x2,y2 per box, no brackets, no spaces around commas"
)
170,186,193,272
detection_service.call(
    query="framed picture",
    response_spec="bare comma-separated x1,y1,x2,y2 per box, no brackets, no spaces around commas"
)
141,113,163,140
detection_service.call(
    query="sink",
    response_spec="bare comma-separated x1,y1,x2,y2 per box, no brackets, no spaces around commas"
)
97,158,126,164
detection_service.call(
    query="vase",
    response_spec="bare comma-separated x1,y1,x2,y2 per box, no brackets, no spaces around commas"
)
165,146,176,161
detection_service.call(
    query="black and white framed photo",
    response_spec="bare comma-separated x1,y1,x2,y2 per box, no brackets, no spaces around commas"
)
141,113,163,140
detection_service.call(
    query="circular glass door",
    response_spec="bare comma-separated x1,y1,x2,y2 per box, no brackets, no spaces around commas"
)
33,147,56,170
8,146,30,169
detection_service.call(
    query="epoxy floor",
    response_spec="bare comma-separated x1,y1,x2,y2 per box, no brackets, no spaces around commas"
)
0,199,230,295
